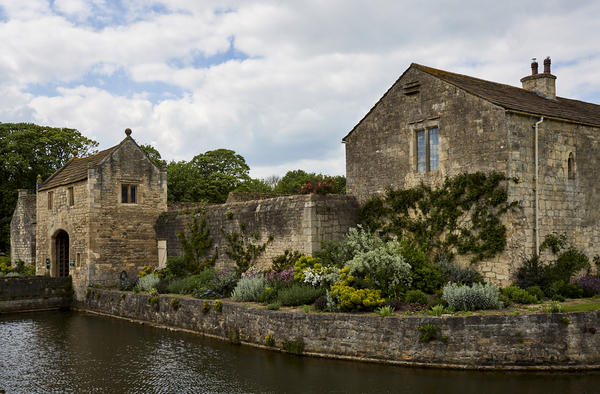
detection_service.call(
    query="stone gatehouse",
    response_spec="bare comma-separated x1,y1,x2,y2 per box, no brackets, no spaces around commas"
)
343,58,600,285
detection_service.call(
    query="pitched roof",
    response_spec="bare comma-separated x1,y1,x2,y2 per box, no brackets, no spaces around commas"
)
21,195,37,222
38,145,118,191
343,63,600,141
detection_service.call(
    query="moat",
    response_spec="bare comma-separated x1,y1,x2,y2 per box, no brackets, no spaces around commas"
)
1,311,599,394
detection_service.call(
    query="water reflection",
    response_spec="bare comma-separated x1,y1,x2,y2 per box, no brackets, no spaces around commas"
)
0,311,599,394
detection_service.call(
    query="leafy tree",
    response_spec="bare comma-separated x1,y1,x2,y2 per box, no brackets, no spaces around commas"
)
274,170,315,194
140,144,163,168
234,178,274,194
167,149,251,203
0,123,98,252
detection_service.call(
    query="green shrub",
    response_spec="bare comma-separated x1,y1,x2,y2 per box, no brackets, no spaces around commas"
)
400,240,443,293
167,276,198,295
231,276,266,302
427,298,448,309
405,289,428,305
526,286,545,301
271,250,303,272
201,300,210,314
283,338,305,355
549,300,562,313
435,256,481,286
418,324,437,342
257,287,280,304
375,305,395,317
502,286,538,304
428,304,445,317
214,299,223,312
346,238,412,298
552,248,591,282
265,333,275,346
558,283,583,299
266,300,282,310
138,274,160,292
278,284,324,306
313,295,327,311
14,260,36,276
442,282,503,311
313,225,379,268
330,283,384,312
170,298,179,308
498,294,511,308
166,257,188,278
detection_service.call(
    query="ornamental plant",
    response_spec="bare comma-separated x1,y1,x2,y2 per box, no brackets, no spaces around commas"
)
299,175,337,195
442,282,503,311
231,276,266,302
293,256,321,282
330,284,385,312
345,238,412,298
572,275,600,297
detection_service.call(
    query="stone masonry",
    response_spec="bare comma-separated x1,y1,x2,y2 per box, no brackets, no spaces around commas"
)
344,61,600,286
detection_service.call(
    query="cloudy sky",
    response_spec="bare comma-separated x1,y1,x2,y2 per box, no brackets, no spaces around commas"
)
1,0,599,179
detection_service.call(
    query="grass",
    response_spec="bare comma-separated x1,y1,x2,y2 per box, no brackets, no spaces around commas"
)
560,301,600,312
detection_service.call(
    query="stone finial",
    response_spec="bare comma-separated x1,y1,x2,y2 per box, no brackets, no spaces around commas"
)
36,174,43,190
125,128,132,136
87,158,94,169
36,174,42,184
72,149,78,157
161,160,167,168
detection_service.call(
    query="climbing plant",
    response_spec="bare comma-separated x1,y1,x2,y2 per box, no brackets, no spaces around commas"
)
177,212,217,274
360,172,519,263
220,224,273,273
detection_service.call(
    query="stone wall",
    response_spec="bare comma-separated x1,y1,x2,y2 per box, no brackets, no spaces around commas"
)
10,190,36,266
80,289,600,369
0,276,71,312
156,194,360,270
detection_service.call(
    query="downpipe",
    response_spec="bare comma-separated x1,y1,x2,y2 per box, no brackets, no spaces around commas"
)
534,117,544,256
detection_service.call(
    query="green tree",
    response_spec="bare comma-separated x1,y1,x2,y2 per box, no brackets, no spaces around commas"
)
140,144,163,168
0,123,98,252
167,149,251,203
274,170,315,194
234,178,275,194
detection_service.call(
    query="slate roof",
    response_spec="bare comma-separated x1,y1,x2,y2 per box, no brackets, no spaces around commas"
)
343,63,600,141
38,145,118,191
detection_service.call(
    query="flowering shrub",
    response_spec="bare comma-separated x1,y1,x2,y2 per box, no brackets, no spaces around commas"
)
138,265,153,278
572,275,600,297
346,238,412,298
330,284,385,312
265,267,295,284
299,175,337,195
293,256,321,282
296,262,340,288
242,267,264,279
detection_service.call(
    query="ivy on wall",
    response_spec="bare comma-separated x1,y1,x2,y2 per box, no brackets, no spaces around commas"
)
360,172,519,263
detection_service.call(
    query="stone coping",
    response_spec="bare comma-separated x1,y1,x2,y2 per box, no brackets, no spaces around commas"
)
77,289,600,370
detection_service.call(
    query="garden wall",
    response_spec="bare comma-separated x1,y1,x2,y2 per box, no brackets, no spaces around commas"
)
0,276,71,313
80,289,600,370
156,194,360,270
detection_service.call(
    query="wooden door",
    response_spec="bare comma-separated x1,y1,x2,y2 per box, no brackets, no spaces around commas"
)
56,231,69,277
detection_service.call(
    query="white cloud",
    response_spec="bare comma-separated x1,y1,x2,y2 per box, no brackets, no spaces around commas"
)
1,0,600,179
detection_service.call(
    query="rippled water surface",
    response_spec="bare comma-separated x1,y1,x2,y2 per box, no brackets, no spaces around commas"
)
1,311,599,394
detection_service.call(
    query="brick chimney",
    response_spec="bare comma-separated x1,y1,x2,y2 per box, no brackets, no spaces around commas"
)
520,57,556,99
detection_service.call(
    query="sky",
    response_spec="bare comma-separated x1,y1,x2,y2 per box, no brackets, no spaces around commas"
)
1,0,600,180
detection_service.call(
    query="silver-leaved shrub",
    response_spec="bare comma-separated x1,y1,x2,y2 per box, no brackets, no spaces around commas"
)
231,276,266,302
442,282,503,311
138,274,160,292
346,238,412,298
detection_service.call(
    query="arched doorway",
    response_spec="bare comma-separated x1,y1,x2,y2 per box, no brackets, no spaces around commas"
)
55,230,70,277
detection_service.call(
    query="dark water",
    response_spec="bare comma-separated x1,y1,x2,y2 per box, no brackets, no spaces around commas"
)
0,311,599,394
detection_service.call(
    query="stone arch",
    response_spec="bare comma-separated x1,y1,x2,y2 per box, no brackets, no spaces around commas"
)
50,229,70,277
568,152,575,179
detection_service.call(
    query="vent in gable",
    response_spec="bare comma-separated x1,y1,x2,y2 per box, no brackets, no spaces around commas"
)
403,81,421,95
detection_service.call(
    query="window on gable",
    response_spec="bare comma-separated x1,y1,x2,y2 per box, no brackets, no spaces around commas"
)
47,191,53,210
416,128,440,173
121,184,137,204
67,187,74,206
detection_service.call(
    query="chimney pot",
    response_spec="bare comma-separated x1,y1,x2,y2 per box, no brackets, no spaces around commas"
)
543,56,551,74
531,58,538,75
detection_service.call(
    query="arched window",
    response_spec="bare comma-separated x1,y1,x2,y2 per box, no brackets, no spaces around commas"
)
568,152,575,179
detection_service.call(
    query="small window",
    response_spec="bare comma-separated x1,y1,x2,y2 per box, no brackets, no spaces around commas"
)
121,184,137,204
47,191,53,210
416,128,439,173
67,187,74,206
568,152,575,179
76,253,81,268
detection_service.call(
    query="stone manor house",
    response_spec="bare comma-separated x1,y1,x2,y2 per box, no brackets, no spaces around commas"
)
10,57,600,295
